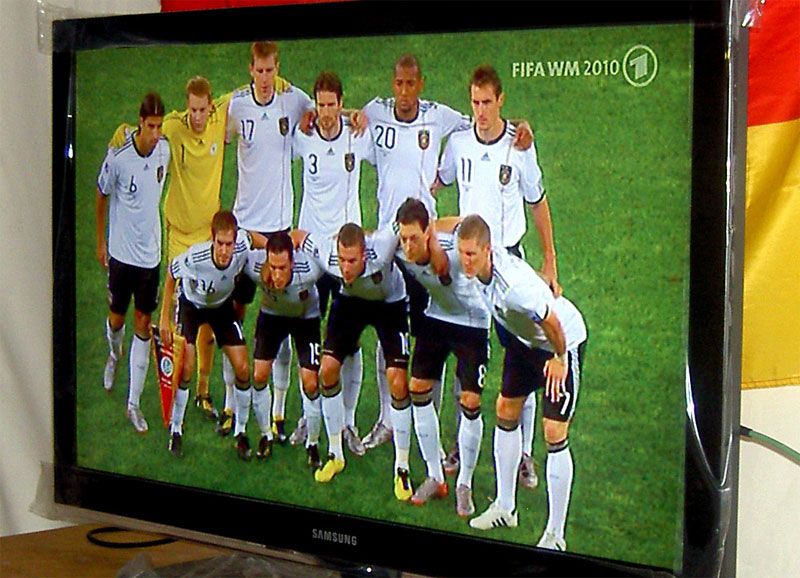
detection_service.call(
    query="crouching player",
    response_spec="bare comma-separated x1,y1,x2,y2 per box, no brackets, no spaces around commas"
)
394,199,490,514
457,215,586,552
296,224,412,498
158,211,255,459
243,232,325,466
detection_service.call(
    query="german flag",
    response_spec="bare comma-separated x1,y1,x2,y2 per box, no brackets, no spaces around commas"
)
742,0,800,388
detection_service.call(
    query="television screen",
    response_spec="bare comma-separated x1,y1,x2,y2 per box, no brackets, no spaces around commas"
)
52,2,743,576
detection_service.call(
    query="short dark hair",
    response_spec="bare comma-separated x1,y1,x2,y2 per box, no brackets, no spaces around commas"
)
457,214,491,247
267,231,294,258
394,54,422,77
139,91,165,119
470,65,502,97
211,210,238,238
337,223,365,249
313,70,343,102
396,198,429,231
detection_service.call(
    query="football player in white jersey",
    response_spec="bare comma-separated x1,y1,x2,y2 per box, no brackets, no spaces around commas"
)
243,232,325,467
226,41,316,444
457,215,586,552
357,55,534,459
96,92,170,434
437,64,561,485
294,224,415,500
394,199,491,515
291,71,377,454
437,64,559,292
157,211,256,460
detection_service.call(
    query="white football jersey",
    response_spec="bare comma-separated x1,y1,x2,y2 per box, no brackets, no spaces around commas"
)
226,83,313,232
363,97,470,228
293,118,376,237
396,232,490,329
244,247,323,319
439,121,545,248
97,132,170,268
170,229,252,309
478,248,586,351
301,227,406,303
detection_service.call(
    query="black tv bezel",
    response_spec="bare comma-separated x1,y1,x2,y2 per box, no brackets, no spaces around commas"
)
52,1,744,576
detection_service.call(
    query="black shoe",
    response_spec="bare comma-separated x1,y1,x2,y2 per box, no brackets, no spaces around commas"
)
235,433,252,461
272,419,288,445
256,436,273,460
168,432,183,458
306,444,322,469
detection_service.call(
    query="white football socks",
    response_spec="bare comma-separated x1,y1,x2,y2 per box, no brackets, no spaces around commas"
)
412,401,444,482
494,424,522,513
545,443,574,540
127,334,150,409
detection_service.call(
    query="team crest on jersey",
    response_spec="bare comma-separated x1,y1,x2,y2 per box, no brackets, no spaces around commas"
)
299,290,309,301
344,153,355,172
210,142,218,156
371,271,383,284
418,129,430,150
499,164,512,185
157,166,165,183
279,117,289,136
438,273,453,286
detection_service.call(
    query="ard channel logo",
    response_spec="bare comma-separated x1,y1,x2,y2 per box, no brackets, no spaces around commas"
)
511,44,659,87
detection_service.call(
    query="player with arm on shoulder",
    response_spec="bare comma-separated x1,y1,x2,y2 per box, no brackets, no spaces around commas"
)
243,232,325,466
158,211,253,459
290,70,377,453
357,55,535,458
457,215,586,551
437,64,559,294
159,75,233,426
96,92,170,434
394,199,493,515
438,65,560,482
226,41,316,444
297,225,414,499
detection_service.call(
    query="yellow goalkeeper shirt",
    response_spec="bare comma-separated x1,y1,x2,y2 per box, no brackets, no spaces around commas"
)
161,92,232,238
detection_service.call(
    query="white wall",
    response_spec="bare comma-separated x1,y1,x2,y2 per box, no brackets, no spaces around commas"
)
736,386,800,577
1,1,798,576
0,0,160,537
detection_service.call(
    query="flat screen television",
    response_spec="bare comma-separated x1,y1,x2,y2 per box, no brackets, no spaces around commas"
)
51,1,745,575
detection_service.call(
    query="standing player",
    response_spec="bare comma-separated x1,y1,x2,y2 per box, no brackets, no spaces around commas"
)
295,225,414,499
157,211,255,459
290,70,376,453
437,64,559,290
457,215,586,552
226,41,315,444
357,55,533,453
437,64,561,483
96,92,170,434
160,75,232,424
394,199,491,515
243,232,325,467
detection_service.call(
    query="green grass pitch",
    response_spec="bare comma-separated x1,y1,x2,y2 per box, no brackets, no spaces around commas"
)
71,22,692,571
